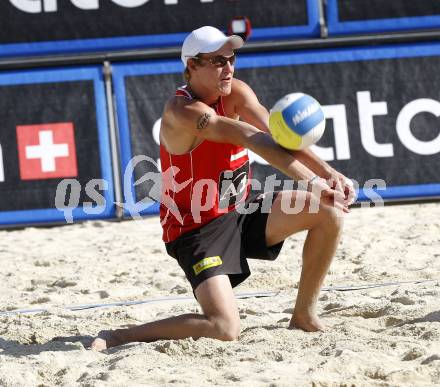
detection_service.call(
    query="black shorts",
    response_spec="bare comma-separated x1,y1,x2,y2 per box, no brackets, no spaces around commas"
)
165,192,284,291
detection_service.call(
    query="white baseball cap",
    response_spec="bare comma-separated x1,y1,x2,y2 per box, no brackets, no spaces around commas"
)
181,26,244,67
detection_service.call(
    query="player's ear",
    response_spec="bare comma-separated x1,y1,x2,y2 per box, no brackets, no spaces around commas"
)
187,58,200,71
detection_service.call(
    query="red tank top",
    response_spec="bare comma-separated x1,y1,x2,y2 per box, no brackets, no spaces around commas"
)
160,85,250,242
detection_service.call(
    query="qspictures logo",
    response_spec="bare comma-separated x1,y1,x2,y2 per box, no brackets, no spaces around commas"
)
16,122,78,180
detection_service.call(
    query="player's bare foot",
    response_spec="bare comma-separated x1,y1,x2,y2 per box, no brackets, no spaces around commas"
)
90,330,125,351
289,312,325,332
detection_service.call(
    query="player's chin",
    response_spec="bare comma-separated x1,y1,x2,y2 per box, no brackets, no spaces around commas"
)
218,81,232,95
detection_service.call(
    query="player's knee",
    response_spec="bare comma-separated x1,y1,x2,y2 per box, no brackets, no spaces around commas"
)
210,316,240,341
320,204,344,230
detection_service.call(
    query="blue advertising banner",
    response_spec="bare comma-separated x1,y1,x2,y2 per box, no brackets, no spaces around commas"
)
0,66,115,226
327,0,440,35
0,0,319,58
113,42,440,217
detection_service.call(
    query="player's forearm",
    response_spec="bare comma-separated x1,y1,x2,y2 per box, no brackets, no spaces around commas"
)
290,148,333,179
240,111,333,178
208,116,315,181
241,127,316,181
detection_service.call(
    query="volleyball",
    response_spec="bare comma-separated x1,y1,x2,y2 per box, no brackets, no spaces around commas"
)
269,93,326,150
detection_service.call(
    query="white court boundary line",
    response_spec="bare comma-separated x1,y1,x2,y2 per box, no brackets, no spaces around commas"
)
322,279,438,291
0,291,278,316
0,279,437,316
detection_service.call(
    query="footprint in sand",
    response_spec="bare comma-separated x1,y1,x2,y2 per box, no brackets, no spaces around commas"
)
323,302,345,311
97,290,110,299
421,354,440,365
49,279,77,288
242,308,261,316
30,297,51,305
384,316,404,327
390,296,415,305
171,285,188,294
402,347,425,361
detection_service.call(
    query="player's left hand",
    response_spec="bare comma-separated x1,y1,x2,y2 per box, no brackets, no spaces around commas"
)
325,170,357,208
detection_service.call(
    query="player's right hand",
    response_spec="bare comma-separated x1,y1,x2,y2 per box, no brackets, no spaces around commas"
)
308,177,349,214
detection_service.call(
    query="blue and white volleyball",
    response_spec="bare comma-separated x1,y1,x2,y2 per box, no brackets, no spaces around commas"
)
269,93,326,150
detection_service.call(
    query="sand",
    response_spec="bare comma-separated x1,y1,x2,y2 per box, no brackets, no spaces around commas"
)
0,202,439,386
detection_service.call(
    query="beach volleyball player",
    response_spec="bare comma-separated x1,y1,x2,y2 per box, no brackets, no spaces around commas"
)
91,26,355,351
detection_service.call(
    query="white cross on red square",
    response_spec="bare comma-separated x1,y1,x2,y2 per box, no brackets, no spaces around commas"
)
16,122,78,180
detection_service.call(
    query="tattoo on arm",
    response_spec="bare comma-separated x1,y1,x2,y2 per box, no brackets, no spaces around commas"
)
196,113,211,131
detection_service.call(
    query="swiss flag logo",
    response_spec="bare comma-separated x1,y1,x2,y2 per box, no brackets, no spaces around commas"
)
16,122,78,180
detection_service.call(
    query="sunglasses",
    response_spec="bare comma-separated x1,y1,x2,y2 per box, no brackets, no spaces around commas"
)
191,54,236,68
